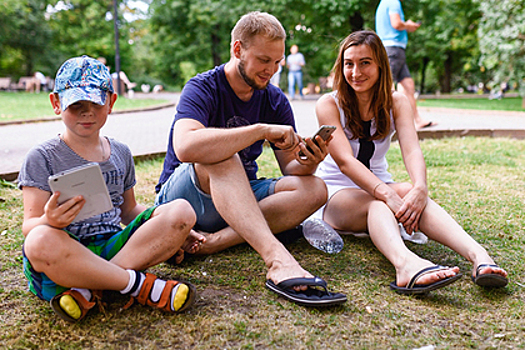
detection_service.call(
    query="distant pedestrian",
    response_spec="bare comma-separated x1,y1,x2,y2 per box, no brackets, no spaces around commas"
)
375,0,436,129
270,58,285,88
286,44,305,100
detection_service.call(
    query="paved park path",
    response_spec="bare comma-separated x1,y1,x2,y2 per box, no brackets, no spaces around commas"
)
2,92,525,181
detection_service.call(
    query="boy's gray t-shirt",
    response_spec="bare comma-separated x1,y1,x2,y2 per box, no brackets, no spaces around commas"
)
18,136,136,240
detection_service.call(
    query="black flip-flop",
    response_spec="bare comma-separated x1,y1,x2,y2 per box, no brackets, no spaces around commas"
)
265,277,347,306
471,264,508,287
389,265,463,295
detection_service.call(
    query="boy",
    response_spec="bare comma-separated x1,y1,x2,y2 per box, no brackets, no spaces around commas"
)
18,55,204,323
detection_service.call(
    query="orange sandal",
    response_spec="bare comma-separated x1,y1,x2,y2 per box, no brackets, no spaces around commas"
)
123,273,196,313
50,289,103,323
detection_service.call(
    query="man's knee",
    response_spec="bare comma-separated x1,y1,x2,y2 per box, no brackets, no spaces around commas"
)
309,176,329,206
195,154,243,180
280,175,328,208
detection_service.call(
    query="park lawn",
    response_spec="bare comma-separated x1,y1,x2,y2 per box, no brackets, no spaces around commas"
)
418,96,525,112
1,137,524,349
0,92,170,122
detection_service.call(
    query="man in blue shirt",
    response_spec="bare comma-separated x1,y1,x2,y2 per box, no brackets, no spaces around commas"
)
376,0,435,129
155,11,346,307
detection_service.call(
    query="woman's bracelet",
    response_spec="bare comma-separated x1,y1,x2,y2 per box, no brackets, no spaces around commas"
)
373,182,384,198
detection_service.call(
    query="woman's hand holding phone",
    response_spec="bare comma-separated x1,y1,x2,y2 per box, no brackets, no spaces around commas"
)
298,125,336,159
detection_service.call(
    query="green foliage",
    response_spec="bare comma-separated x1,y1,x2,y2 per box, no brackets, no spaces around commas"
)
0,0,53,77
405,0,485,93
0,0,522,96
147,0,379,87
475,0,525,97
46,0,134,73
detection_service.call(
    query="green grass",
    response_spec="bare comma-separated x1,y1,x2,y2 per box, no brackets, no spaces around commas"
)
418,96,525,112
1,138,524,349
0,92,170,122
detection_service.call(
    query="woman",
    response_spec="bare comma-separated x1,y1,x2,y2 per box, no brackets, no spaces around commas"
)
314,31,508,294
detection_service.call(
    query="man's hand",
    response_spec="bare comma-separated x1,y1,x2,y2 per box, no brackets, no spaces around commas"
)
265,125,301,151
44,191,85,228
405,19,421,33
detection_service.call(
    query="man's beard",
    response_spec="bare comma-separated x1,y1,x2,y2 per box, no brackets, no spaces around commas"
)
239,58,269,90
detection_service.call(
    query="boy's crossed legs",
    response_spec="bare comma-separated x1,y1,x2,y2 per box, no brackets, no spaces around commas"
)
23,199,203,322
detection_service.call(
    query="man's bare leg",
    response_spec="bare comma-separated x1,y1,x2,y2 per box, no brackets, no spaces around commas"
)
195,173,327,254
397,77,436,130
194,156,312,284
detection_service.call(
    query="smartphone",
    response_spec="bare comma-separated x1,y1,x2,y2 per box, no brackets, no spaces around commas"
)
298,125,336,157
48,163,113,223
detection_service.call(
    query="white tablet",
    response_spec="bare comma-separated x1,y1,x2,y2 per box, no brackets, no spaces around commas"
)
48,162,113,223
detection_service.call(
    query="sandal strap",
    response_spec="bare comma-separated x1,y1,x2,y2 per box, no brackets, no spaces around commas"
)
67,290,96,310
407,265,449,288
147,280,178,312
475,264,500,277
51,289,98,322
124,273,156,310
135,272,157,305
123,272,194,313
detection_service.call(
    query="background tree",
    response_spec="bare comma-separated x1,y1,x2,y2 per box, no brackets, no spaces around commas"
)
0,0,53,77
475,0,525,106
46,0,136,76
404,0,484,94
0,0,522,100
147,0,379,88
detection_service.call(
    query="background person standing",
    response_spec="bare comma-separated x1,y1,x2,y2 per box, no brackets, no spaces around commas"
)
270,59,285,88
286,44,305,100
375,0,436,129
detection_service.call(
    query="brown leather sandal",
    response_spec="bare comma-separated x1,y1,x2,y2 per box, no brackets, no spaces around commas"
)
50,289,103,323
123,273,196,313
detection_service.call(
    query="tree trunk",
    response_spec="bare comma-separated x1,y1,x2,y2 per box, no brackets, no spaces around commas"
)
439,53,452,93
420,57,429,93
522,96,525,109
211,29,222,67
348,12,364,32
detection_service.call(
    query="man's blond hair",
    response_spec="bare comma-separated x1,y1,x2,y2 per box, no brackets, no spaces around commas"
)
231,11,286,51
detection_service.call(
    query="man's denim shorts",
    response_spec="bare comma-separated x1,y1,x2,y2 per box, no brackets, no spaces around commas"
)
155,163,279,233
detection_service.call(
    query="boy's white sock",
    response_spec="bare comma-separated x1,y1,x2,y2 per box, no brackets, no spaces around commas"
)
71,288,92,301
120,269,144,296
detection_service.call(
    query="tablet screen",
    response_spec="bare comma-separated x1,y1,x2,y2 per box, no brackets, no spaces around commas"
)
48,163,113,223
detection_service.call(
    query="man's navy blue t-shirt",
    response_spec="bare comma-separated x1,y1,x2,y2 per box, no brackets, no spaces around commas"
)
156,64,295,192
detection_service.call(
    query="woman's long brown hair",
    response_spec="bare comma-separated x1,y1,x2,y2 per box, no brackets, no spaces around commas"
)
332,30,393,140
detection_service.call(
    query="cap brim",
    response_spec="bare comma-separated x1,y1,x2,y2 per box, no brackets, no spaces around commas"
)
59,85,108,111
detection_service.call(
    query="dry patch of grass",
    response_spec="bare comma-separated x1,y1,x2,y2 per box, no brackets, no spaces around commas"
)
1,137,524,349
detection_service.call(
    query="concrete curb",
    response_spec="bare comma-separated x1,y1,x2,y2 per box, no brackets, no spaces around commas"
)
0,152,169,182
417,128,525,140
